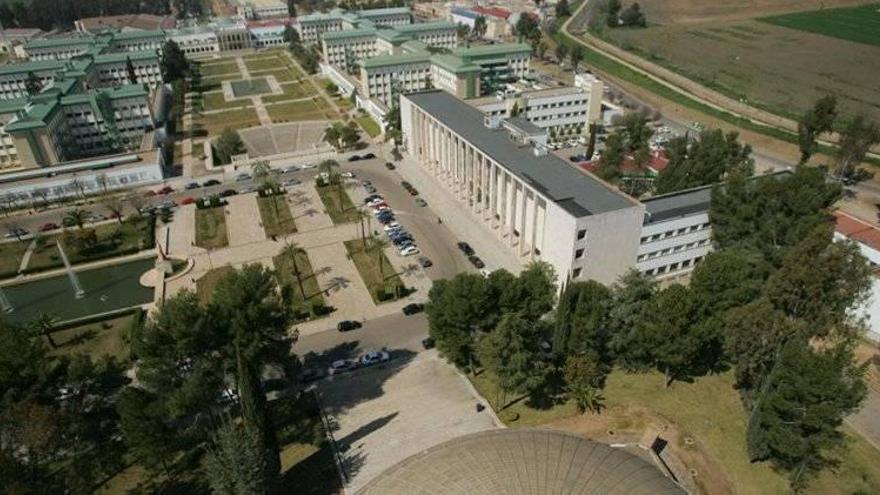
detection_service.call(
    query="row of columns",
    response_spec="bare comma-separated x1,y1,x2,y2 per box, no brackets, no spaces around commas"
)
411,106,544,259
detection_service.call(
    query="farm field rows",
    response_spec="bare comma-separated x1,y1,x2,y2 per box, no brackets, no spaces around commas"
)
760,3,880,47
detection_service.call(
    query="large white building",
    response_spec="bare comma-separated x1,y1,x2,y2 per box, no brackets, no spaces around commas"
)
401,90,645,284
295,7,412,45
234,0,288,20
321,21,458,71
834,211,880,342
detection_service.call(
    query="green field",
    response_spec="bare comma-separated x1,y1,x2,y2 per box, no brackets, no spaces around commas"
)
315,184,359,224
344,240,405,303
194,207,228,249
273,248,326,319
0,240,29,278
257,195,297,236
355,115,382,137
761,3,880,47
268,98,334,123
50,311,140,361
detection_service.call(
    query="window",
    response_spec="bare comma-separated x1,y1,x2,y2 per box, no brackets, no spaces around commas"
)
572,268,582,278
577,229,586,240
575,248,584,259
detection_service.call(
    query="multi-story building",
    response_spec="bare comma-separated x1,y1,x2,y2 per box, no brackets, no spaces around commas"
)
234,0,288,20
451,44,531,94
833,211,880,342
93,51,164,86
296,6,412,44
23,35,98,61
449,6,512,40
169,26,220,57
321,21,457,72
109,30,166,53
400,90,645,284
248,24,288,48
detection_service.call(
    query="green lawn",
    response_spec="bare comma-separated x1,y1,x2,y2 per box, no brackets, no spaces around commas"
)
244,55,285,72
344,239,405,303
257,195,297,237
274,393,343,494
761,4,880,48
199,62,240,78
267,98,334,123
197,107,260,135
470,367,880,494
25,217,155,273
49,311,141,362
195,266,235,305
262,82,315,103
194,207,228,249
201,91,250,111
315,184,359,224
355,115,381,138
0,239,29,278
273,248,326,320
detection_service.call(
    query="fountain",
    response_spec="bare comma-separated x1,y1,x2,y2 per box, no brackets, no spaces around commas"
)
56,240,85,299
0,287,13,313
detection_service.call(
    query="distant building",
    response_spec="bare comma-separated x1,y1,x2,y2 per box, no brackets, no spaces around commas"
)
448,6,512,39
74,14,176,34
321,21,458,72
0,28,44,58
233,0,289,20
295,7,412,44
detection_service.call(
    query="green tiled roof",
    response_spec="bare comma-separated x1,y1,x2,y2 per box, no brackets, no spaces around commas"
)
356,7,410,17
60,84,147,106
376,29,409,43
4,101,59,131
0,98,29,115
431,54,480,74
453,43,532,59
0,60,65,76
362,51,431,69
400,40,427,53
323,27,376,41
25,36,95,50
394,21,456,33
94,50,159,65
112,30,165,41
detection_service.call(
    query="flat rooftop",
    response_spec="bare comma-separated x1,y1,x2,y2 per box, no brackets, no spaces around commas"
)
405,91,636,217
641,185,712,225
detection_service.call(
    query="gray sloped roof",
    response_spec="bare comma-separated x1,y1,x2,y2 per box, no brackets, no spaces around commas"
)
405,91,636,217
642,185,713,224
358,429,685,495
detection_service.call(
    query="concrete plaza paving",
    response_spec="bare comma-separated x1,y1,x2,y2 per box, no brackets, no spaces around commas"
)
317,350,502,493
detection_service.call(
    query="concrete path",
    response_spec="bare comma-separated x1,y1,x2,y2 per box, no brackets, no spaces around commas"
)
225,194,265,246
847,389,880,452
18,239,36,273
235,56,251,79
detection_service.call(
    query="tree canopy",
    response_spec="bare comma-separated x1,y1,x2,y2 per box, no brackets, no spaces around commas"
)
655,129,754,194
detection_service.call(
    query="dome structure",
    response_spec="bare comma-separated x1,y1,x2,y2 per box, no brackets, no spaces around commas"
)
358,429,685,495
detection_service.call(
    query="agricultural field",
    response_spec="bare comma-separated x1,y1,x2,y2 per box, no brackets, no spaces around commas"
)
627,0,868,24
761,3,880,47
599,1,880,123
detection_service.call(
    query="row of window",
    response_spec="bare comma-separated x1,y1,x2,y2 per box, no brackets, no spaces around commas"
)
640,222,711,244
637,238,710,261
528,111,586,121
527,99,588,110
643,256,704,277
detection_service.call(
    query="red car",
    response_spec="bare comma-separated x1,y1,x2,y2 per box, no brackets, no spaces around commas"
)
143,190,157,197
157,186,174,195
178,196,196,205
39,222,59,232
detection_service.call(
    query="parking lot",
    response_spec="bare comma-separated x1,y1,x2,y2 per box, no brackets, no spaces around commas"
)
316,349,501,493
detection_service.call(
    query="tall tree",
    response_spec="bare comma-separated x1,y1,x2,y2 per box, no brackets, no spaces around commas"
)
834,114,880,179
655,129,753,194
205,418,268,495
606,0,622,27
746,339,866,491
621,112,652,152
556,0,571,18
117,387,181,482
29,313,58,349
25,71,42,96
569,44,584,72
563,353,608,413
160,40,188,82
554,43,569,63
597,131,625,181
425,274,490,371
797,95,837,165
620,3,646,27
478,313,547,409
509,261,557,322
280,242,307,302
514,13,541,46
553,280,611,359
473,16,487,38
607,270,657,369
214,128,246,165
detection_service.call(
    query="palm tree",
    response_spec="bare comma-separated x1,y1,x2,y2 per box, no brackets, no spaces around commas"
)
354,208,370,248
65,208,88,230
318,159,347,214
368,235,390,282
281,242,307,302
30,313,59,348
253,160,282,218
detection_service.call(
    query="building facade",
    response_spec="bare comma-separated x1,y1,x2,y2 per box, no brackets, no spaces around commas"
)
401,90,645,284
321,21,458,72
234,0,288,20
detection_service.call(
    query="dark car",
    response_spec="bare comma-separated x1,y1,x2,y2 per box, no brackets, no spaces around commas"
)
421,337,435,349
569,155,588,163
157,186,174,195
362,152,376,159
347,155,362,162
299,368,327,384
457,242,475,256
39,222,59,232
377,216,395,225
468,255,485,269
407,188,419,196
336,320,362,332
415,198,427,207
401,181,412,189
203,179,222,187
418,256,432,268
219,189,238,197
402,303,424,315
385,162,396,170
185,182,201,190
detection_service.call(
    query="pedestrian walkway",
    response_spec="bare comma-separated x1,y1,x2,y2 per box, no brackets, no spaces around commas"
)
18,240,36,273
225,194,265,246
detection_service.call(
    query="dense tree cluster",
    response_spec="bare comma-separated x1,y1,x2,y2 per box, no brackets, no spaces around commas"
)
655,129,754,194
601,0,646,28
0,0,204,30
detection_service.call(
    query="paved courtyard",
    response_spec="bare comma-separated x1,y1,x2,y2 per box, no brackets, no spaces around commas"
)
317,350,502,493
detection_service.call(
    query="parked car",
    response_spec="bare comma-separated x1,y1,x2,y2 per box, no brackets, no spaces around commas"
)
283,165,300,173
329,359,359,375
361,180,372,187
235,173,251,182
336,320,362,332
480,269,491,278
385,162,396,170
219,189,238,197
185,182,201,190
157,186,174,195
402,303,424,315
62,216,77,227
468,255,485,269
457,241,475,256
179,197,196,205
364,185,377,194
341,171,355,179
4,228,28,239
202,179,222,187
299,368,326,384
401,181,412,189
407,187,419,196
366,196,384,205
415,198,427,207
347,155,362,162
418,256,432,268
362,152,376,159
383,222,401,232
39,222,59,232
359,350,389,366
400,245,420,256
300,163,317,169
157,200,177,210
421,337,435,349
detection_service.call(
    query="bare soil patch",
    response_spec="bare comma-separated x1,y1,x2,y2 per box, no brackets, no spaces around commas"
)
632,0,867,25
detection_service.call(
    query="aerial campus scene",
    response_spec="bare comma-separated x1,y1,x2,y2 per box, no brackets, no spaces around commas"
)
0,0,879,493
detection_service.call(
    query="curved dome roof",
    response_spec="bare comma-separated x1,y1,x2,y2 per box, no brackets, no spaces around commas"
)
358,429,685,495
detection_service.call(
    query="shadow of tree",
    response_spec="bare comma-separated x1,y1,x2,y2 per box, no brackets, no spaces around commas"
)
327,276,350,292
317,349,418,417
337,412,398,452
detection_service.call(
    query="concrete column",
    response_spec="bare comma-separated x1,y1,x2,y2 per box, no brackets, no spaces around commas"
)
508,178,518,247
490,163,499,228
519,188,529,256
530,196,540,259
498,171,508,238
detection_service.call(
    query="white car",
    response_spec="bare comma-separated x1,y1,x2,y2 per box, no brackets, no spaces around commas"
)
300,163,317,169
360,350,390,366
367,198,385,206
340,171,355,179
383,222,401,232
399,245,420,256
283,165,300,173
329,359,359,375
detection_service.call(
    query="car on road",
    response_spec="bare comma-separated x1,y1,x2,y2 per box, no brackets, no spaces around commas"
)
385,162,396,170
421,337,435,349
402,303,424,315
235,173,251,182
39,222,59,232
383,222,401,232
359,350,389,366
157,186,174,195
4,228,28,239
336,320,362,332
185,182,201,190
283,166,300,173
468,255,485,269
341,171,355,179
418,256,432,268
329,359,359,375
300,163,317,169
179,197,196,205
86,213,107,223
415,198,427,207
400,245,420,256
219,189,238,197
239,186,256,194
347,155,362,162
457,242,475,256
282,178,301,186
202,179,222,187
362,152,376,159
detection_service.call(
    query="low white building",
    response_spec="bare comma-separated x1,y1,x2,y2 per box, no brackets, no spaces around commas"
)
23,36,97,61
834,211,880,342
234,0,288,20
401,90,645,284
249,24,287,48
169,26,220,57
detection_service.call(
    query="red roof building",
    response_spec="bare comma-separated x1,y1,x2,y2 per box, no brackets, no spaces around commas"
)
579,149,669,176
834,211,880,253
472,6,511,20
